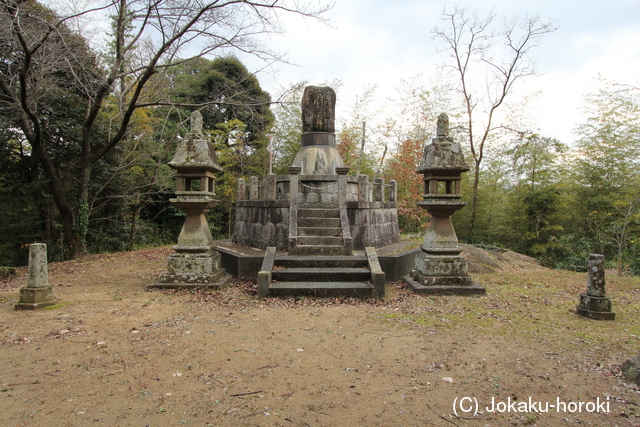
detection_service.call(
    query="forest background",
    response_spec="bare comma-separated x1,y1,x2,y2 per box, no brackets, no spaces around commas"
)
1,0,639,276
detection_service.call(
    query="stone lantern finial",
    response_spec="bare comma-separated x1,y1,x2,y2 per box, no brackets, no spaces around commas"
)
437,113,449,138
190,110,204,137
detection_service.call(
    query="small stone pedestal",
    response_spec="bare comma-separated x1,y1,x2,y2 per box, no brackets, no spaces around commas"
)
150,112,229,290
405,113,485,296
15,243,58,310
576,254,615,320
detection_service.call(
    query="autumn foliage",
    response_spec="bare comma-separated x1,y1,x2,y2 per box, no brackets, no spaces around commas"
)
383,137,428,234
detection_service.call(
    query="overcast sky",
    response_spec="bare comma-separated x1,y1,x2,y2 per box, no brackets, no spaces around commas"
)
243,0,640,143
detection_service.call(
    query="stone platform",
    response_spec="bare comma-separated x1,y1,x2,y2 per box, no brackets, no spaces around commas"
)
214,239,419,283
403,274,486,295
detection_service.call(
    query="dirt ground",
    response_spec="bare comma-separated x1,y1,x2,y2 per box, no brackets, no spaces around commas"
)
1,246,640,427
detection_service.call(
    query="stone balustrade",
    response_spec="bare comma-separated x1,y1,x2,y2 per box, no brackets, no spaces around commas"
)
232,172,400,250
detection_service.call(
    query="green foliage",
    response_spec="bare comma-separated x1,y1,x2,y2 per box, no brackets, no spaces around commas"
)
270,82,305,175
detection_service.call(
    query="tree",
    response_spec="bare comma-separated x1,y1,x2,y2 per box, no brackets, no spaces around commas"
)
433,5,556,241
568,79,640,272
336,84,378,176
380,78,454,234
0,0,329,255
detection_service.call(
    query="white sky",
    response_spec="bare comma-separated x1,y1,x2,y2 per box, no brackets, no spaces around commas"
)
241,0,640,144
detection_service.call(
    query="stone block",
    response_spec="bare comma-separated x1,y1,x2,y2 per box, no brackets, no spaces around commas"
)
306,192,320,204
167,252,221,275
321,192,334,205
576,294,615,320
15,286,58,310
414,253,468,276
622,356,640,385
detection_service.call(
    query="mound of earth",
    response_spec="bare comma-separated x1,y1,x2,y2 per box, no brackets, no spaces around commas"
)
460,243,546,274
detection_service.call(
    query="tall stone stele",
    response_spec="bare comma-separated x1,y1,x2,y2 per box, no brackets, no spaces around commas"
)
406,113,485,295
576,254,615,320
15,243,58,310
150,111,228,289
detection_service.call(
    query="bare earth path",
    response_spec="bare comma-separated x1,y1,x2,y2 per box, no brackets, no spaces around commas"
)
1,246,639,426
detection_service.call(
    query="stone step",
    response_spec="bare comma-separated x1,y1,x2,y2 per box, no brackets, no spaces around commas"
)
275,255,368,269
298,226,342,237
298,217,341,228
272,267,371,282
268,282,375,298
296,236,343,246
298,208,340,219
289,245,347,256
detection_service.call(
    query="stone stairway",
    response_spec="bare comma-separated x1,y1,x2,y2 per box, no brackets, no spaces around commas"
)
291,207,347,256
258,247,385,298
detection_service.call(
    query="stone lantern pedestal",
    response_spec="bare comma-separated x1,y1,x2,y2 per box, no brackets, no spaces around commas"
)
405,114,485,295
150,112,228,289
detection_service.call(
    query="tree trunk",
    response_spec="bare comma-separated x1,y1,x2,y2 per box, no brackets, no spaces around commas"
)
468,159,481,242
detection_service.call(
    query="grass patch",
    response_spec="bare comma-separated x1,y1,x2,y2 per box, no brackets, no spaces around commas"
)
44,301,71,310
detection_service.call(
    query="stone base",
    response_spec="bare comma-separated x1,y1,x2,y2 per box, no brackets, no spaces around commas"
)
15,286,58,310
414,252,469,276
166,251,222,275
149,250,230,290
404,274,486,295
149,272,230,290
576,293,615,320
407,251,485,295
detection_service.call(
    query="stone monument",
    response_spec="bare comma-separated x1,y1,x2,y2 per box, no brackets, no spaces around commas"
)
15,243,58,310
150,111,228,289
232,85,400,254
405,113,485,295
291,86,345,175
576,254,615,320
230,85,401,298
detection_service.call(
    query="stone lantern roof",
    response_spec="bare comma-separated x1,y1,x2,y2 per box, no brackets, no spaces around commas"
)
168,111,222,173
417,113,469,174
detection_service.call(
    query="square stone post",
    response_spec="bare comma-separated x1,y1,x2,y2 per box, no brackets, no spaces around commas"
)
236,178,246,201
358,175,369,203
389,180,397,203
336,166,353,253
374,178,384,202
288,166,301,251
249,176,260,201
16,243,58,310
264,173,277,201
576,254,615,320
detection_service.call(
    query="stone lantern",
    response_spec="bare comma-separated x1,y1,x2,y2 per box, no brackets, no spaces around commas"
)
150,111,228,289
406,113,485,295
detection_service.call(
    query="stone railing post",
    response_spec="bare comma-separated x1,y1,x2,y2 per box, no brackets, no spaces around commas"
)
374,178,384,202
389,180,397,202
249,176,259,201
236,178,246,201
288,166,301,251
336,166,353,253
264,173,276,201
358,175,369,203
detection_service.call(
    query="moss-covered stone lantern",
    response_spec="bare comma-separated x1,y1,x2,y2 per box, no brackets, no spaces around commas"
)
406,113,485,295
150,111,228,289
